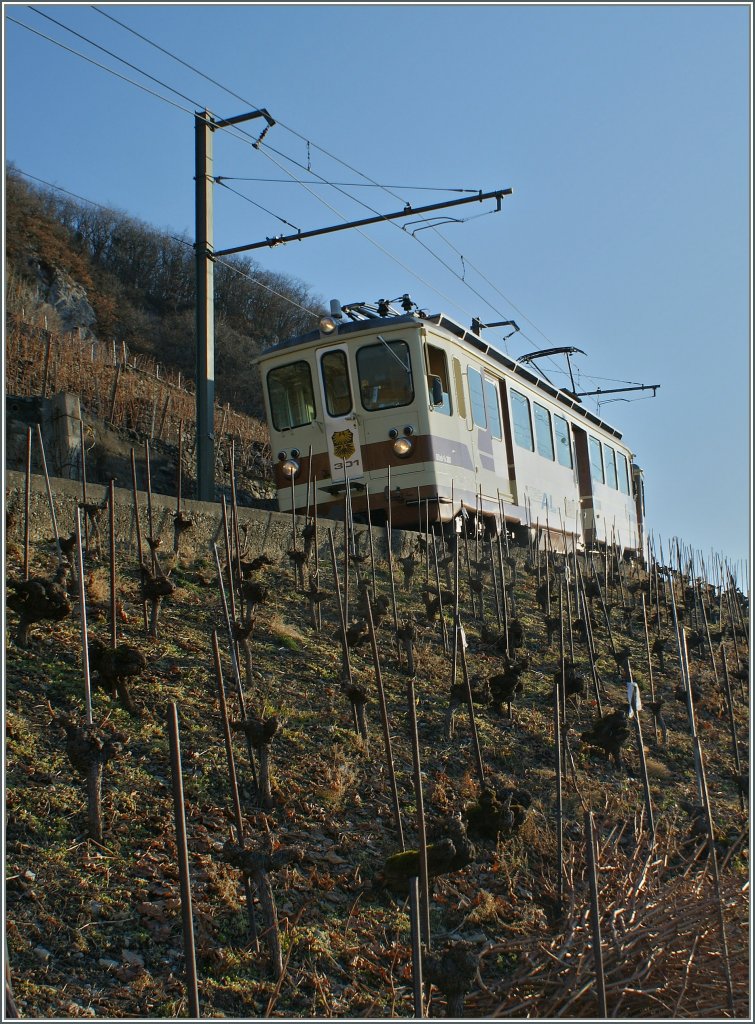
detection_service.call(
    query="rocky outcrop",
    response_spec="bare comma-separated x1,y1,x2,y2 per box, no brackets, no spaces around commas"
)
44,265,97,337
24,259,97,338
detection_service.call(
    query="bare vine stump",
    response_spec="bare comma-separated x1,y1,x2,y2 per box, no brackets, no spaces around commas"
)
424,940,478,1017
7,569,72,647
340,680,369,747
57,714,125,842
231,716,280,808
232,619,256,690
140,560,176,639
173,511,194,557
396,617,417,676
86,762,103,843
287,548,307,590
220,837,302,979
88,638,147,717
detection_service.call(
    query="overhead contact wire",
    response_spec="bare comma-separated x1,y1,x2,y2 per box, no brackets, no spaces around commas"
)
17,9,571,365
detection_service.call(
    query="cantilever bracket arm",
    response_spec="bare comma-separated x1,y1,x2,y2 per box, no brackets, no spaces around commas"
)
575,384,661,398
214,187,513,258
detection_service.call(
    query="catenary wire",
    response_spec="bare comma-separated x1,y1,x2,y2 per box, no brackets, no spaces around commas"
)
13,165,644,415
89,4,535,330
18,8,543,349
216,177,479,192
214,179,301,233
9,12,498,328
28,6,206,110
96,3,619,369
11,167,325,321
9,14,466,328
13,10,624,404
6,16,196,118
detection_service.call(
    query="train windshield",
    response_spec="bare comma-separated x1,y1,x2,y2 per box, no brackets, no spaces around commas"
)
357,339,414,410
267,360,316,430
321,350,353,416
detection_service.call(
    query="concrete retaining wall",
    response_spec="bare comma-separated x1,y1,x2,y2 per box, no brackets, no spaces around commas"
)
6,393,82,480
4,470,417,569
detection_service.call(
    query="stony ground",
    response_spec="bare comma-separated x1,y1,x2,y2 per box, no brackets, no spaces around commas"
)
4,520,750,1018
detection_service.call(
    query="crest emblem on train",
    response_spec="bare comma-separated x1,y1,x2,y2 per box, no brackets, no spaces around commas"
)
332,429,355,460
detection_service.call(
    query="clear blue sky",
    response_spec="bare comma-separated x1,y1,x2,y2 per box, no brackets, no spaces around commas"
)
3,3,751,577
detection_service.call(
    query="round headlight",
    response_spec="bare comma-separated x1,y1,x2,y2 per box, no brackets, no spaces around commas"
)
281,458,301,478
393,436,414,458
319,316,337,334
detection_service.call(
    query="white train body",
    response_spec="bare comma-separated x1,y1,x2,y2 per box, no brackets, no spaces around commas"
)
257,308,644,552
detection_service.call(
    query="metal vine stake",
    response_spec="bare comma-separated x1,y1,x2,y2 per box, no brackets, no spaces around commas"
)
719,647,745,812
362,583,406,851
35,423,62,567
584,809,607,1017
406,671,431,951
167,703,201,1018
23,426,31,580
212,542,260,795
211,630,259,948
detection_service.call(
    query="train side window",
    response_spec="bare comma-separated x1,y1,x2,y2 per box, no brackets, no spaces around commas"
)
267,360,316,430
484,376,502,439
605,444,618,489
452,358,467,419
510,389,534,450
533,402,555,460
589,435,605,484
553,414,573,468
320,350,353,416
427,345,452,415
616,451,631,495
357,339,414,410
468,367,487,428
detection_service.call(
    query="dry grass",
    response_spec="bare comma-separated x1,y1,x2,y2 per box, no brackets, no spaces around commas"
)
4,525,749,1018
473,824,750,1019
5,314,269,464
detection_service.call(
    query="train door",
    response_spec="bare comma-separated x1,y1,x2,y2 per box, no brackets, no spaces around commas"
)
317,344,364,483
572,425,595,546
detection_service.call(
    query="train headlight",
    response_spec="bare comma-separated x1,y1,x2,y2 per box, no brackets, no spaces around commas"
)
392,436,414,458
319,316,337,335
281,458,301,478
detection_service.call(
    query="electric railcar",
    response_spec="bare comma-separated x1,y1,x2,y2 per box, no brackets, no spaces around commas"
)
256,300,646,553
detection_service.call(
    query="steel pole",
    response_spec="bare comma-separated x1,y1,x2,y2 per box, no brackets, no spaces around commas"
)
195,110,215,502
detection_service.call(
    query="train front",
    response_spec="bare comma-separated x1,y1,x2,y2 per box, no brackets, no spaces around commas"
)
257,307,438,526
